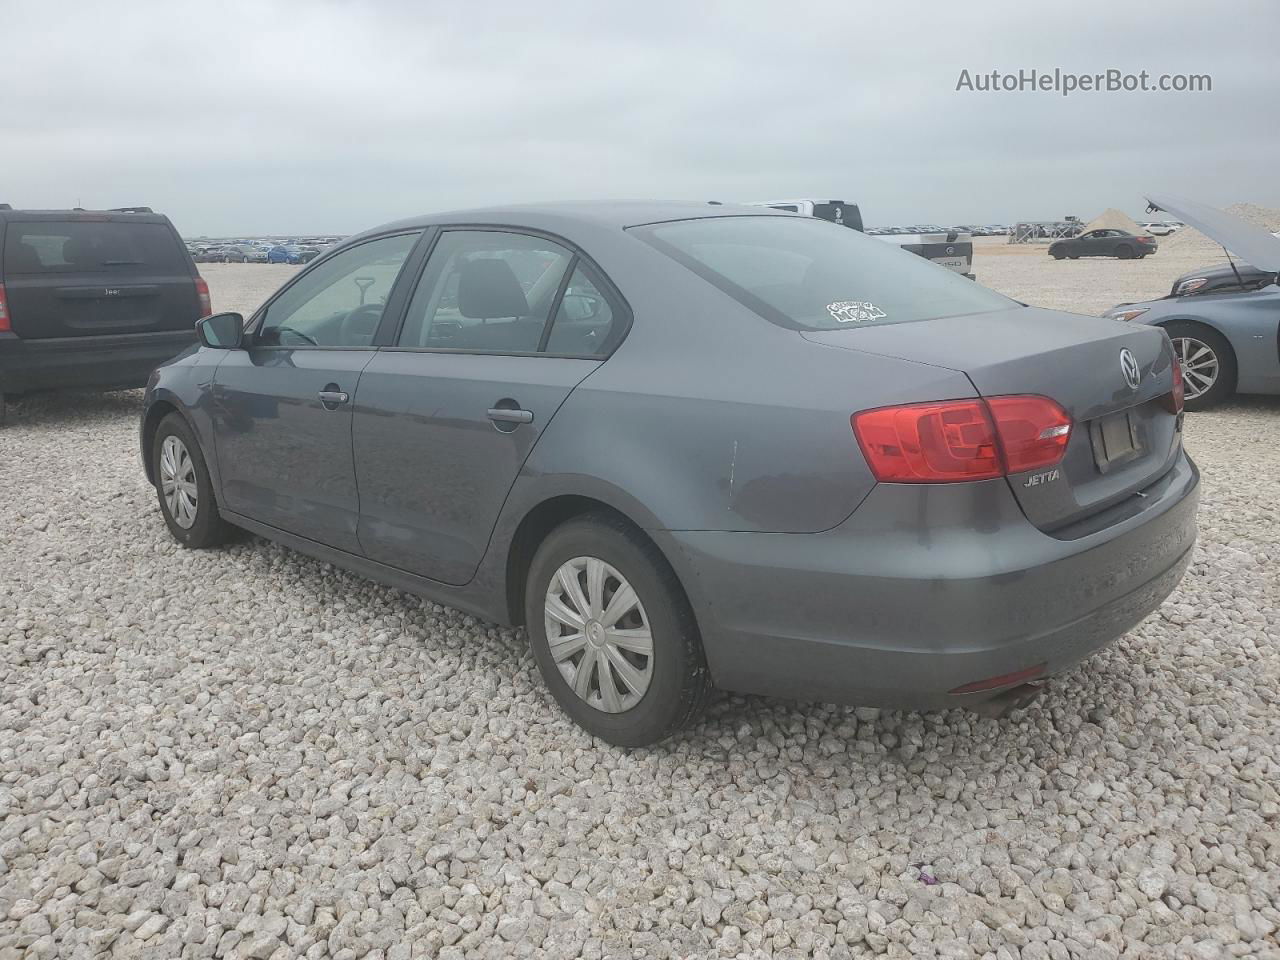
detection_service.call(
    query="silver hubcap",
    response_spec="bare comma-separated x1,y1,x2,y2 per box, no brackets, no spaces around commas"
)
159,435,198,529
544,556,654,713
1172,336,1219,401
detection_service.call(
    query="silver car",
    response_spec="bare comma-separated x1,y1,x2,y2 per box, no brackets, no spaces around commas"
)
1106,194,1280,409
141,202,1198,745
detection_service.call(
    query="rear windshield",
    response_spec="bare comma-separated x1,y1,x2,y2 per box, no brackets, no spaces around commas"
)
634,215,1015,330
2,220,188,275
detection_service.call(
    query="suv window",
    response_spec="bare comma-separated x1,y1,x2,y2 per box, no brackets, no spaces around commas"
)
544,264,620,356
398,231,573,353
636,215,1014,331
2,220,188,275
257,233,418,347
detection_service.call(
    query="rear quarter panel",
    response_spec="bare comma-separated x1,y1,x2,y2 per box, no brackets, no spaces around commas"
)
510,237,979,534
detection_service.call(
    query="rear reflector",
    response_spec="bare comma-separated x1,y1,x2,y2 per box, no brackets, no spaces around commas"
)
0,283,9,333
1165,358,1184,414
949,662,1046,695
852,395,1071,483
195,276,212,317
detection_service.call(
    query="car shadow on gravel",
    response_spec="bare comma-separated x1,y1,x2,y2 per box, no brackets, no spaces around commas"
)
1,389,144,429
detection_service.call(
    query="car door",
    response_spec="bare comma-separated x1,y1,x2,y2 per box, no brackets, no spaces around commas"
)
212,231,421,552
353,228,625,585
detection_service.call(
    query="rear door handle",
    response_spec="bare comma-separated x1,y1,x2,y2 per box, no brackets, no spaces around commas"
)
486,407,533,424
318,390,350,406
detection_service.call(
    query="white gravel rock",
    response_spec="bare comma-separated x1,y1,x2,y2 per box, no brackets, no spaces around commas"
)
0,266,1278,957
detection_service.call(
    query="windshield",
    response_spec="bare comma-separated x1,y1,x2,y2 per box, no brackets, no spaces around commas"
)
635,215,1015,330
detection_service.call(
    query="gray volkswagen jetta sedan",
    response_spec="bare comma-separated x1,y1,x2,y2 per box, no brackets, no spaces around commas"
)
141,201,1199,746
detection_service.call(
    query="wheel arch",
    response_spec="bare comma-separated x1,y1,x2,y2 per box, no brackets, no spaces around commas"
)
140,394,201,485
502,493,691,629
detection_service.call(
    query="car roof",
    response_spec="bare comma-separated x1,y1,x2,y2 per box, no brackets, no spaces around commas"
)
0,208,171,226
354,200,793,241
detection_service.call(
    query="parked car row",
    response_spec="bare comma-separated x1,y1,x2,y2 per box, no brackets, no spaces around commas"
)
187,237,338,264
867,223,1009,237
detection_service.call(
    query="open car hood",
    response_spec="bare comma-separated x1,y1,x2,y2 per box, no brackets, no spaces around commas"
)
1146,193,1280,272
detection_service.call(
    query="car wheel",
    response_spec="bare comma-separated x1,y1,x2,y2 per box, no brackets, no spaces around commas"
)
1165,322,1236,411
152,412,231,548
1051,250,1065,260
1116,245,1134,259
524,513,711,747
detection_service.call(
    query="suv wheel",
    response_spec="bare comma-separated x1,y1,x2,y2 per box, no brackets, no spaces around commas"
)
152,412,231,548
524,513,711,747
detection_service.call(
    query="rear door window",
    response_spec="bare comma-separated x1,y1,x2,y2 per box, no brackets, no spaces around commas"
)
543,264,622,356
2,221,188,275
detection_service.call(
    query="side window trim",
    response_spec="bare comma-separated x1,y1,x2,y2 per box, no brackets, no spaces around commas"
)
384,223,632,359
245,229,424,347
536,254,579,352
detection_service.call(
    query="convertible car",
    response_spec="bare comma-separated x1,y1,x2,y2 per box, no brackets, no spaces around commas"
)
1106,195,1280,410
1050,228,1157,260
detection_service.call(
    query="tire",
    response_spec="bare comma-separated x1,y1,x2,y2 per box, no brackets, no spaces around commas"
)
151,412,231,548
524,513,711,747
1116,245,1134,259
0,393,6,426
1051,249,1065,260
1164,321,1236,411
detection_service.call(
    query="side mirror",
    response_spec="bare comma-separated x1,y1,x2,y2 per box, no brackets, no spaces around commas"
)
196,312,245,349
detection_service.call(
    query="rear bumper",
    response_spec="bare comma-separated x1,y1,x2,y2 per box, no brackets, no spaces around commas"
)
0,329,196,394
665,449,1199,710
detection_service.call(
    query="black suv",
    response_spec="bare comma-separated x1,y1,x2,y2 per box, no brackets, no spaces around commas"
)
0,206,208,422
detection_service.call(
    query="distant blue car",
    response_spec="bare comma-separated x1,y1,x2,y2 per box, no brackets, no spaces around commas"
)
267,245,296,264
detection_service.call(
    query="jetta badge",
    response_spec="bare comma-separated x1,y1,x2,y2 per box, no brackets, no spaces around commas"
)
1120,348,1141,390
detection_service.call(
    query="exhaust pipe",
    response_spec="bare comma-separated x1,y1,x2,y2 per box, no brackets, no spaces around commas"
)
968,682,1044,719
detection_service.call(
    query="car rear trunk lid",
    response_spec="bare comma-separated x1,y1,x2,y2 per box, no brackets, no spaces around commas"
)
805,306,1182,532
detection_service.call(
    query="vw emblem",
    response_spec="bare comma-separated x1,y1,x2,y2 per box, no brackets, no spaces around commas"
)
1120,348,1141,390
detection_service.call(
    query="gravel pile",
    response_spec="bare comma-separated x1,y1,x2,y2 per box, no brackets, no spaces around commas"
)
2,288,1279,959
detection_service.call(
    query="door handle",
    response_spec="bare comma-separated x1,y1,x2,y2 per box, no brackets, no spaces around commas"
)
486,407,533,424
318,389,350,407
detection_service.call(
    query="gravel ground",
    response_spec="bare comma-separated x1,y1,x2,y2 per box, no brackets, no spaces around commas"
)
2,259,1279,960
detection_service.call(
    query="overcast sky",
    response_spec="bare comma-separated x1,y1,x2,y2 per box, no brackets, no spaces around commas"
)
4,0,1277,235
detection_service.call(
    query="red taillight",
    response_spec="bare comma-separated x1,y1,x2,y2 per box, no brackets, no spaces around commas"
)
0,283,9,333
852,395,1072,483
985,395,1072,474
195,276,212,317
1165,358,1184,414
853,399,1002,482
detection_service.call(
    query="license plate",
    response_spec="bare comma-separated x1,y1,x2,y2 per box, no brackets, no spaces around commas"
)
1091,411,1141,472
930,256,968,272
